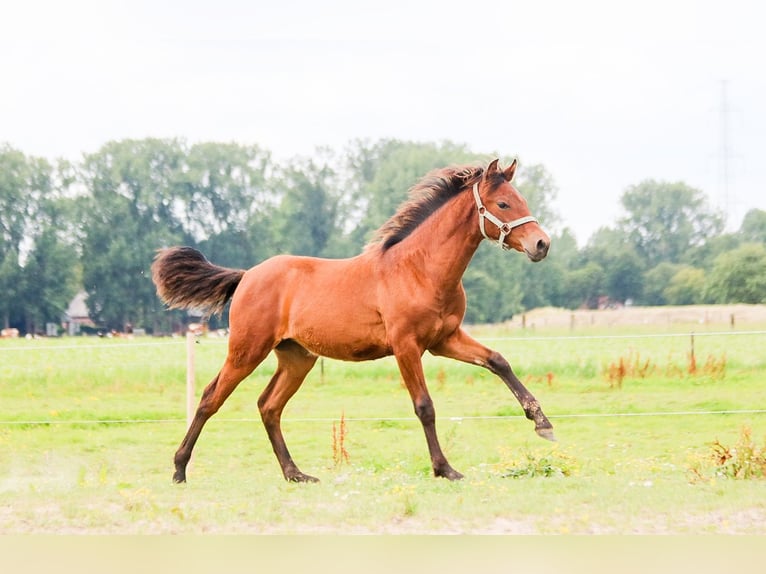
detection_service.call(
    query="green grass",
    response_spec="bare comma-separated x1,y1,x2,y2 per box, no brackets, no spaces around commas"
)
1,322,765,533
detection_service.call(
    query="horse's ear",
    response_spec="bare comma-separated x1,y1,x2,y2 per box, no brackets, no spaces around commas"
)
485,159,500,178
503,158,518,182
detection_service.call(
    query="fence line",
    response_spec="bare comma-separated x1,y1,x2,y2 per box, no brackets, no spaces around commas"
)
1,329,765,353
2,408,765,427
0,340,186,352
1,328,765,354
477,329,766,342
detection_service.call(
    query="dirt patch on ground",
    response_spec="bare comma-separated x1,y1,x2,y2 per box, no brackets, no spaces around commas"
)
507,304,766,330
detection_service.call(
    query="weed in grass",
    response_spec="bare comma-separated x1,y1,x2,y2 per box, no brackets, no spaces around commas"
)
688,426,766,482
332,412,350,468
523,372,556,388
442,420,460,451
499,449,576,479
170,505,185,521
402,493,418,517
606,350,727,387
388,484,418,518
701,353,727,380
76,463,109,487
604,352,655,388
120,487,158,514
688,348,697,375
711,426,766,479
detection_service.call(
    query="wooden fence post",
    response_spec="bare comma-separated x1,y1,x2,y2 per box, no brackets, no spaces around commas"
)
186,330,196,429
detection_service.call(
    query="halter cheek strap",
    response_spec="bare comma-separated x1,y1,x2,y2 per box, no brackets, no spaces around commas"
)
472,182,538,250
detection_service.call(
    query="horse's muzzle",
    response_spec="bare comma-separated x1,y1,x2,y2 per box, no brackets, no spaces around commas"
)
525,238,550,262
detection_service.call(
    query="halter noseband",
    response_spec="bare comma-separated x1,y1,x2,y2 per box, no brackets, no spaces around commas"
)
472,182,538,250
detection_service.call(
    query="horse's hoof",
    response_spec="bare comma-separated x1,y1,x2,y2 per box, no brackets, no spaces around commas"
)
436,467,464,481
173,471,187,483
287,472,320,483
536,427,557,442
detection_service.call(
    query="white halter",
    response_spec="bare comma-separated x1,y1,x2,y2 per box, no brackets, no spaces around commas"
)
472,182,538,250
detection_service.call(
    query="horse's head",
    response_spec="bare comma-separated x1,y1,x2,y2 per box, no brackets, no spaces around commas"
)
472,159,550,262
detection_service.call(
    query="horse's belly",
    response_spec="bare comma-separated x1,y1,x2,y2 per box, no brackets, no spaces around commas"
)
275,259,389,361
293,325,391,362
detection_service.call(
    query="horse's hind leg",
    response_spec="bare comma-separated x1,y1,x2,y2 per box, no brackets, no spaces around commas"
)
173,348,269,483
257,340,318,482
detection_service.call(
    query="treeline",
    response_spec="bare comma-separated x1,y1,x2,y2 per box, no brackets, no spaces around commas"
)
1,138,764,334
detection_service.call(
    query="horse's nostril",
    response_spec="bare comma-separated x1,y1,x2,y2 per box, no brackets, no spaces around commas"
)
537,239,549,253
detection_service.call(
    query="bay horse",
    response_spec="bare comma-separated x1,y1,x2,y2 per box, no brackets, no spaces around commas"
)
152,158,554,483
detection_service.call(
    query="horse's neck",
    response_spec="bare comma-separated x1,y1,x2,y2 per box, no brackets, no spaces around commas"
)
391,192,482,288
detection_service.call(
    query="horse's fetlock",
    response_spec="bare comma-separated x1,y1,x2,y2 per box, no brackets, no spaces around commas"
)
523,399,543,421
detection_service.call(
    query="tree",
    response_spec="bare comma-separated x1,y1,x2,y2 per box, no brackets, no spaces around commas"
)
605,249,644,304
664,266,706,305
183,142,274,268
618,180,724,267
0,248,23,329
462,267,523,324
21,227,79,334
0,145,32,259
580,227,644,305
0,145,30,330
512,229,575,312
740,208,766,244
682,233,741,270
79,139,188,330
0,146,79,333
704,244,766,304
642,262,683,306
562,261,605,309
513,163,561,230
272,153,341,257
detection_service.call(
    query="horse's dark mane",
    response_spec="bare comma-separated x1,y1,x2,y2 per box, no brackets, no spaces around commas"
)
367,164,486,252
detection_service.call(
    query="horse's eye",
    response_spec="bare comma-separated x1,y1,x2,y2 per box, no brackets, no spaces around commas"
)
497,202,510,209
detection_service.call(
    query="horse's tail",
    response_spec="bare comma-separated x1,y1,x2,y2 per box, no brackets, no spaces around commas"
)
151,247,245,315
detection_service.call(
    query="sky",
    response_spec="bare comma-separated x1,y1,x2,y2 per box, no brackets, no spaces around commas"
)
2,0,764,245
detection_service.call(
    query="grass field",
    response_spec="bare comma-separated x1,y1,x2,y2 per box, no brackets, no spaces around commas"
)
2,314,766,534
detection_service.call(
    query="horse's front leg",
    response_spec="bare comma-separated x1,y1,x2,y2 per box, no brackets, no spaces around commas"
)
430,329,556,441
393,342,464,480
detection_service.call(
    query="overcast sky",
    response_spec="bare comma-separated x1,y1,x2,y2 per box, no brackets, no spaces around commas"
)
3,0,764,244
